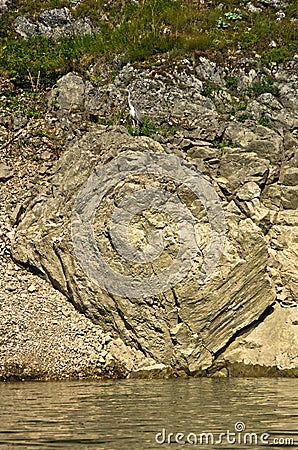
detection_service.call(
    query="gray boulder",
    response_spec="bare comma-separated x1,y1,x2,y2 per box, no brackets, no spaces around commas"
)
195,57,226,85
14,7,94,40
50,72,85,111
14,16,38,39
10,58,298,377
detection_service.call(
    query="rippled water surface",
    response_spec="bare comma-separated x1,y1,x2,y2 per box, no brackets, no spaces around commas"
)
0,378,297,449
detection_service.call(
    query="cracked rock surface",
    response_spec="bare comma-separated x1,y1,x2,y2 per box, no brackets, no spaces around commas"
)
12,126,278,374
14,7,95,40
3,57,298,378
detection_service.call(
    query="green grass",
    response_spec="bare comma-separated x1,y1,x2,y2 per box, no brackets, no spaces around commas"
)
0,0,297,88
126,116,161,137
237,113,248,123
245,77,280,97
259,111,270,127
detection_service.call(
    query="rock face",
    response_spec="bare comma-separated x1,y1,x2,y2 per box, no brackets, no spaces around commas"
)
11,58,298,377
11,126,275,374
213,304,298,377
14,8,95,40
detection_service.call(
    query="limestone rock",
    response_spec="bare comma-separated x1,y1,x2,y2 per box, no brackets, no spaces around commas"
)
195,57,226,85
216,304,298,376
0,164,13,182
281,186,298,209
218,151,269,193
246,2,262,13
280,167,298,186
8,58,298,377
105,338,156,374
233,68,259,91
14,8,94,40
49,72,85,111
257,93,283,110
12,126,276,374
268,214,298,306
47,65,219,131
0,0,13,14
236,181,261,201
223,123,283,164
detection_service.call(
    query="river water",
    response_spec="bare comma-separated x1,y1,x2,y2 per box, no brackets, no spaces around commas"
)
0,378,297,449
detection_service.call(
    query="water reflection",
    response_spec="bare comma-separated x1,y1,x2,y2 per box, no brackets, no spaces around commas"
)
0,378,297,449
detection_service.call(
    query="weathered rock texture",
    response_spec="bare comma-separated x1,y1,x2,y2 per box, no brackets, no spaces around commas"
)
11,58,298,377
11,126,275,373
212,304,298,377
14,8,95,40
0,163,13,181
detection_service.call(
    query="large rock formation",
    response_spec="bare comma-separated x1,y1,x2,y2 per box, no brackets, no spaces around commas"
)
11,58,298,377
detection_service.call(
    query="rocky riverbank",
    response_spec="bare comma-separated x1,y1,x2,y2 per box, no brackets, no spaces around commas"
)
0,51,297,379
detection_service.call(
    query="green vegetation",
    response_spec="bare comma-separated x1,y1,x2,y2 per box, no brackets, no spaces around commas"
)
226,77,238,93
237,112,248,123
126,116,160,137
217,11,243,29
245,76,280,97
96,109,170,138
0,87,47,119
259,111,270,127
202,81,221,99
237,103,247,111
0,0,297,88
212,139,225,149
212,138,238,149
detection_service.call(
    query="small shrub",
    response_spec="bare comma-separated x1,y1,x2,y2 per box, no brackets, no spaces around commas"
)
226,77,238,92
246,77,280,98
202,81,221,99
127,116,160,137
224,12,243,21
217,18,230,29
259,112,270,127
237,113,248,123
212,139,224,148
262,47,293,64
217,11,243,29
237,103,247,111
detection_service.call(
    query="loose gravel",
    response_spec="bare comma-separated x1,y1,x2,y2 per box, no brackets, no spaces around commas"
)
0,92,126,381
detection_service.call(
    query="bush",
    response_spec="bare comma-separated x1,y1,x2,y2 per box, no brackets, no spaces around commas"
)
246,77,280,98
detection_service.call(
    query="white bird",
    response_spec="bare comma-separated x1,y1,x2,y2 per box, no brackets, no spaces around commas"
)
126,89,144,128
